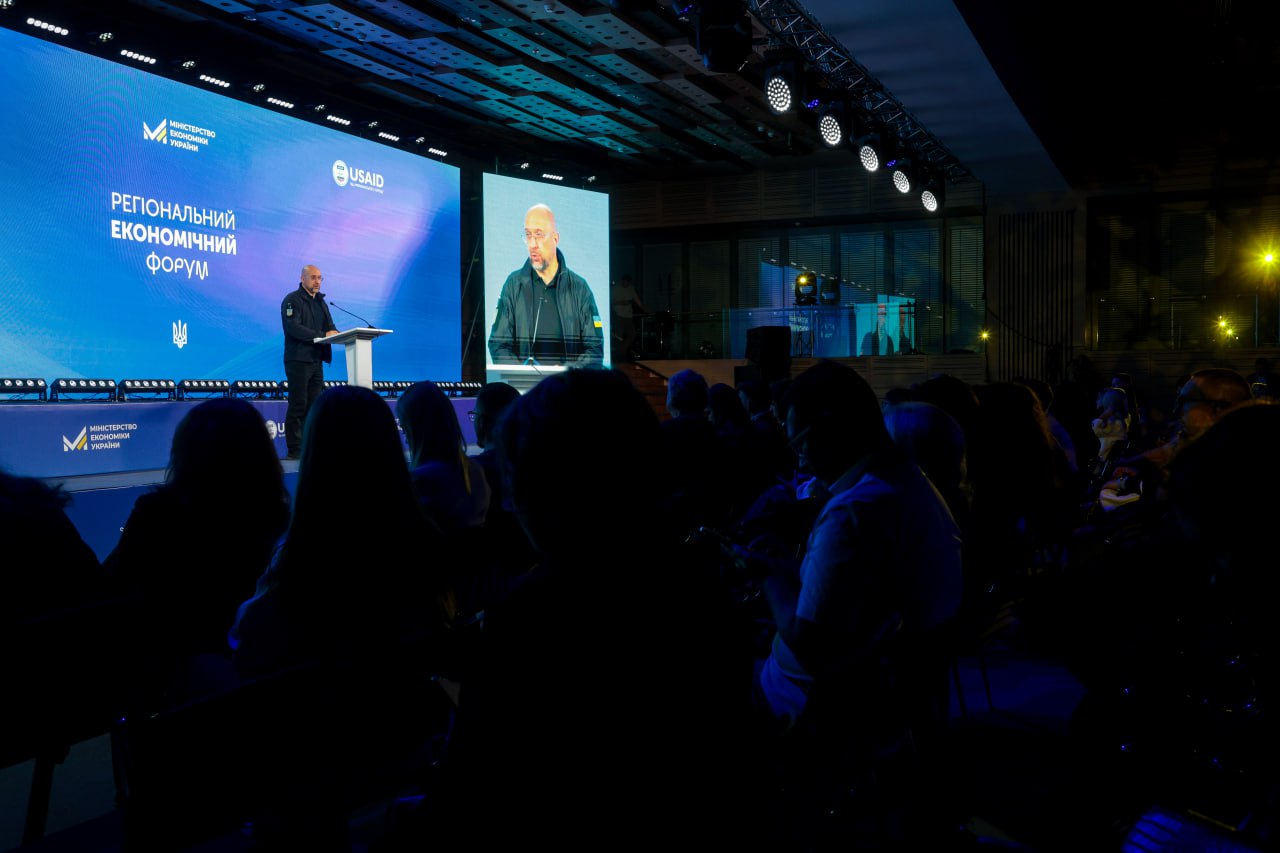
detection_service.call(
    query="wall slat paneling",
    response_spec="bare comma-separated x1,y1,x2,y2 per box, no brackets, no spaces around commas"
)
990,210,1075,382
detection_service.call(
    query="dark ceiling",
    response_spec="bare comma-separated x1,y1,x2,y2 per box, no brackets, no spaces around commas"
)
10,0,1279,197
953,0,1280,192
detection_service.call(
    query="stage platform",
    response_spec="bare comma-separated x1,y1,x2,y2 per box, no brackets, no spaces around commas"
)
0,397,475,480
47,464,305,564
1,397,476,561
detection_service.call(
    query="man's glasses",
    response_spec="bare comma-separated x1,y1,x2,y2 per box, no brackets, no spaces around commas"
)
521,230,552,243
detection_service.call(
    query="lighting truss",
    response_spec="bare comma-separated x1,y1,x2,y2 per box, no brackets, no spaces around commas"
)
119,379,177,401
748,0,968,184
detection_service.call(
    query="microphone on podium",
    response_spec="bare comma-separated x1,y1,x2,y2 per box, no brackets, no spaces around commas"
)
329,301,376,328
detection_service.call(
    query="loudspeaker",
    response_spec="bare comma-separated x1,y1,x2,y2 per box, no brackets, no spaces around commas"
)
746,325,792,383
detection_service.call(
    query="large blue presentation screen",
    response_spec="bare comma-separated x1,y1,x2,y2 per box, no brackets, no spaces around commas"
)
0,26,461,383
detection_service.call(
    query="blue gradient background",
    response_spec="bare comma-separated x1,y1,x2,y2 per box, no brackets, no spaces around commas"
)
0,27,461,383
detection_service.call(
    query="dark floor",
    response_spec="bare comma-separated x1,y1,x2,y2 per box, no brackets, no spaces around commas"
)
4,636,1269,852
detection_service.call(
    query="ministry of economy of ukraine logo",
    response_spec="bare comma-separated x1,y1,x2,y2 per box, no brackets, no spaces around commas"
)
63,426,88,452
143,119,168,144
143,117,214,152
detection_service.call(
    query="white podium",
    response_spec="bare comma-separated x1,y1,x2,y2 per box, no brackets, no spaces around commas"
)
485,362,567,392
316,328,393,389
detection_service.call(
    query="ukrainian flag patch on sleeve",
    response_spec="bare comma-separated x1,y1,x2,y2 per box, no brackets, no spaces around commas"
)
593,314,602,328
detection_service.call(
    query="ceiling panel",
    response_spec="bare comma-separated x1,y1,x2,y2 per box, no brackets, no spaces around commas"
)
17,0,987,191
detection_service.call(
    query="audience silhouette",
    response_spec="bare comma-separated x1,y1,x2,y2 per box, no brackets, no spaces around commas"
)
11,357,1280,851
416,367,755,848
232,384,450,678
659,367,733,533
105,397,290,707
396,380,491,534
1,469,110,625
227,385,454,847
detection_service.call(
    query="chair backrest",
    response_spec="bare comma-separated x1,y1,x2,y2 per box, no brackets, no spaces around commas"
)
1,591,144,770
115,658,338,849
115,655,448,850
794,618,959,768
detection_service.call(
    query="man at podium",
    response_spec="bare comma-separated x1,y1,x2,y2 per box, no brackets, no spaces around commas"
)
488,203,603,366
281,264,339,459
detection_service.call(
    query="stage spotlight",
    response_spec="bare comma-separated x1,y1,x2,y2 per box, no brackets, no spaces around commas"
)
266,96,294,109
26,18,69,37
51,379,117,402
280,379,348,394
852,128,883,173
436,381,483,397
882,145,915,193
231,380,281,399
890,160,915,194
816,102,847,148
325,114,351,126
199,74,231,89
794,271,817,306
764,73,792,114
378,131,401,143
120,49,157,65
0,378,47,402
921,176,945,213
176,379,228,400
428,147,448,157
762,51,802,115
120,379,177,401
372,380,416,397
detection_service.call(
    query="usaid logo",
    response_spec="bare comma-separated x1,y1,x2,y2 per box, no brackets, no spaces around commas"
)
332,159,385,193
264,419,280,440
143,118,168,144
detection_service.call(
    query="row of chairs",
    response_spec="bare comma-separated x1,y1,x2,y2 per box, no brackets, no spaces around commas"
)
3,594,447,851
